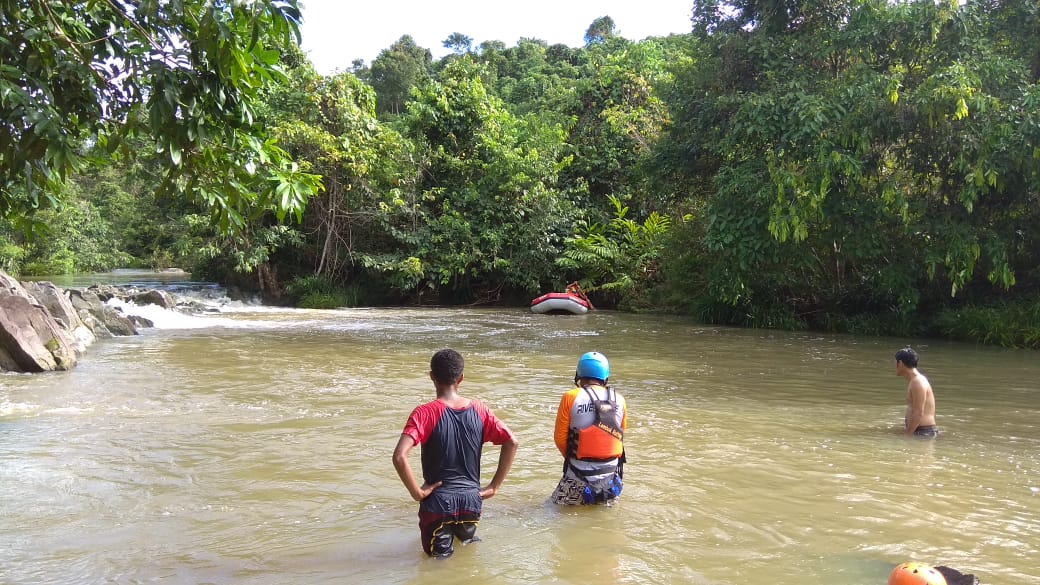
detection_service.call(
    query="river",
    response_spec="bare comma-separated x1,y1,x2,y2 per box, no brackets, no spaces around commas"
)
1,282,1037,584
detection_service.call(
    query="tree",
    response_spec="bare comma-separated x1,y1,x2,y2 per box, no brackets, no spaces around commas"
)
659,0,1040,330
558,195,671,310
559,38,674,215
443,33,473,54
0,0,321,233
398,59,576,300
349,59,370,82
261,54,413,286
480,37,568,114
585,16,617,45
691,0,850,34
369,35,433,116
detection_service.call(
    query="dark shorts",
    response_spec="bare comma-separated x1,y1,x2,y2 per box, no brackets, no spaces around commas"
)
913,425,940,438
418,489,483,557
551,474,623,506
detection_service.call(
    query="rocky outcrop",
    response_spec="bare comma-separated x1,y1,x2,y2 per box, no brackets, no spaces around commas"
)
0,293,79,372
68,288,138,338
0,270,179,373
132,289,176,309
22,280,96,352
0,272,81,371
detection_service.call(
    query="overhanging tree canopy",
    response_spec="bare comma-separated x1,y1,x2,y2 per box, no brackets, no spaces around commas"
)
0,0,320,232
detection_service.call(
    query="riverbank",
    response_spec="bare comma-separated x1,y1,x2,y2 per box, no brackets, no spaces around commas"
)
0,269,189,373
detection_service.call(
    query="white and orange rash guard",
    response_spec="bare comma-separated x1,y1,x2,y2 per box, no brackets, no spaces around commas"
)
554,384,627,466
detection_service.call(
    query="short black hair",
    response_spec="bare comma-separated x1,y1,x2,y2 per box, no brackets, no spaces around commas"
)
895,347,918,368
430,348,464,385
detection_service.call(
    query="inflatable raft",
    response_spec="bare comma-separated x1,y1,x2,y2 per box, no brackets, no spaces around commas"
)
530,292,590,314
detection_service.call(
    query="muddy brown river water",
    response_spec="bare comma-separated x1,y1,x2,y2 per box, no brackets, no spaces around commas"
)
1,301,1037,584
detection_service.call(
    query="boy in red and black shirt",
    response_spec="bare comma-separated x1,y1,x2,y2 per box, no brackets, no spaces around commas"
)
392,349,518,558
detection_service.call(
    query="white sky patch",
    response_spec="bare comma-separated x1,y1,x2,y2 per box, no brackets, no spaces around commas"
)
298,0,694,74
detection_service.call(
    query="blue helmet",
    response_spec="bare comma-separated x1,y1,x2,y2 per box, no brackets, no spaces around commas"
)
575,351,610,382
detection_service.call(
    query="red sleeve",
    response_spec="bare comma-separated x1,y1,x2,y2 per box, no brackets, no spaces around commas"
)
471,400,515,446
401,401,446,445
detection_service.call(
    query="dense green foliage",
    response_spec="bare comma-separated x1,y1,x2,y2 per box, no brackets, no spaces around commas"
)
0,0,320,232
369,35,433,116
3,0,1039,348
656,0,1040,343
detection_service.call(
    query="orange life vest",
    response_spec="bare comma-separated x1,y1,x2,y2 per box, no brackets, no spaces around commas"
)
568,385,624,461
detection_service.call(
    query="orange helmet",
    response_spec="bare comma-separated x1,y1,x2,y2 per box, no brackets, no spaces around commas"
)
888,562,947,585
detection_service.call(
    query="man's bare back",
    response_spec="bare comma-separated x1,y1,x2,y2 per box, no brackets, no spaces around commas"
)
895,347,937,437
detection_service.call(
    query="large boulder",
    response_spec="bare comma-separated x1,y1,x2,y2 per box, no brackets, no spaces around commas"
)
99,304,138,336
68,289,113,338
22,280,96,354
67,289,138,338
131,289,176,309
0,270,27,298
0,290,78,372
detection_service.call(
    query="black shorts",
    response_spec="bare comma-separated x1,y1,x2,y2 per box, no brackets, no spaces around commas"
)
417,489,482,557
913,425,940,438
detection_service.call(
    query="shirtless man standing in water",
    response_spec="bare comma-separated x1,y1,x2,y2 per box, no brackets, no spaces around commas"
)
895,347,938,438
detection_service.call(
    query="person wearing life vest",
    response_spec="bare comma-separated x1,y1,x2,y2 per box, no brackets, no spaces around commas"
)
551,351,627,505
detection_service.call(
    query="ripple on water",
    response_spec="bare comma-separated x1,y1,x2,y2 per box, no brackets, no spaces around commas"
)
2,308,1038,585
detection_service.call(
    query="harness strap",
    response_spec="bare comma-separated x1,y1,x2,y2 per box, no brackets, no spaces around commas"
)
581,385,624,442
563,385,623,476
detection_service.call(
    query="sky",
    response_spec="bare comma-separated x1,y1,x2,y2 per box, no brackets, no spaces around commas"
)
297,0,694,75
